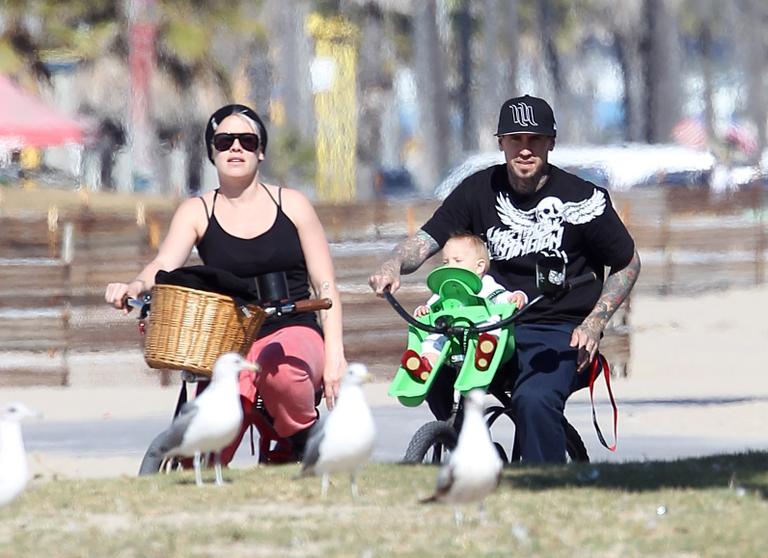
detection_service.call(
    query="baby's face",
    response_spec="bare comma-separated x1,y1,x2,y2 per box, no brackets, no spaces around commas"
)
441,238,486,275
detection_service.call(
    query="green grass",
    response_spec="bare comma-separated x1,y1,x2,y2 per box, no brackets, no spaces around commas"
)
1,452,767,557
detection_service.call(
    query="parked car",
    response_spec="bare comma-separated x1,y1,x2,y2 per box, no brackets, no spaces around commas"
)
433,144,718,200
374,166,418,199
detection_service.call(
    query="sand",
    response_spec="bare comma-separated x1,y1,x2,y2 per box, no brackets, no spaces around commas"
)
6,286,768,478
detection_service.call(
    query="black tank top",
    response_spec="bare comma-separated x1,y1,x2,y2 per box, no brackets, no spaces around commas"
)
196,186,321,338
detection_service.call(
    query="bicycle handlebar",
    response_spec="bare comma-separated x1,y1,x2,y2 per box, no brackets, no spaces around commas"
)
125,295,333,319
383,289,447,334
562,271,597,292
385,271,597,337
262,297,333,317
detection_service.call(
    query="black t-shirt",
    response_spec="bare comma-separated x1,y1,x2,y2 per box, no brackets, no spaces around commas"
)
421,163,635,324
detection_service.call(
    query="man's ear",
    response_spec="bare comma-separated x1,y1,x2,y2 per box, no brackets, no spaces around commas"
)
549,138,556,151
497,137,503,151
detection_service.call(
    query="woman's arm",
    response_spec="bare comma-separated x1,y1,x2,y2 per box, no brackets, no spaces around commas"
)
283,189,346,409
105,197,204,310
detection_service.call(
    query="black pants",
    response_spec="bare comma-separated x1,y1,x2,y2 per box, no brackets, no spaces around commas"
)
426,322,588,463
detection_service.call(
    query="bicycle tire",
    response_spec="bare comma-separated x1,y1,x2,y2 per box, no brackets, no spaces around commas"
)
564,418,589,463
402,421,458,464
484,406,589,463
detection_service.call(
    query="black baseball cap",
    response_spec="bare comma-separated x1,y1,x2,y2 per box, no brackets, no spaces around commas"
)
205,104,268,163
496,95,557,137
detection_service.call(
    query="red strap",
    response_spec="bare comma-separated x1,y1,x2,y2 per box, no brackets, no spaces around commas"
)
588,353,618,451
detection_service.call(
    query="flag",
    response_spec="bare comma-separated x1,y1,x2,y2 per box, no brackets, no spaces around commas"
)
671,117,708,149
724,121,758,155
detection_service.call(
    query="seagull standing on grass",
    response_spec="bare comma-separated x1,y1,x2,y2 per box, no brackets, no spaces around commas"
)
146,352,258,487
298,363,376,498
421,389,503,523
0,402,39,507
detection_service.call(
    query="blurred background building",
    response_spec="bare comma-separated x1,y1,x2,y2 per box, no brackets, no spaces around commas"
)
0,0,767,202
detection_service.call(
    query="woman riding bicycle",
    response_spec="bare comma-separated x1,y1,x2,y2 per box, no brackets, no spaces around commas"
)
105,104,346,462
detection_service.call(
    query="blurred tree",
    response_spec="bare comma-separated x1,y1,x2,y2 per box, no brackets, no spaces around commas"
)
675,0,725,146
0,0,268,193
475,0,519,151
640,0,683,143
412,0,451,193
738,0,767,161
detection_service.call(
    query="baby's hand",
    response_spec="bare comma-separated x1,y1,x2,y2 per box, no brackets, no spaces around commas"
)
507,290,528,308
413,304,431,317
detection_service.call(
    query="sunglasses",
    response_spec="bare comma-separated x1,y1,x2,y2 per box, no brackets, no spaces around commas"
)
212,133,260,153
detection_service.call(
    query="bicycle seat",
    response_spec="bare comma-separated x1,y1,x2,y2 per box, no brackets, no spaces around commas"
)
426,267,484,311
389,267,516,406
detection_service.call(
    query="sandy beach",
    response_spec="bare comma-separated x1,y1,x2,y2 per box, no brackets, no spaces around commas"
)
5,285,768,478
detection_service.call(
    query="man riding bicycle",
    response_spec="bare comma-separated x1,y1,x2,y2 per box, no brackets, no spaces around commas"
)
369,94,641,463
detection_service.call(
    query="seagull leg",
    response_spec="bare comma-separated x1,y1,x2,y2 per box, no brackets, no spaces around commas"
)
193,451,203,487
321,473,330,498
214,453,224,486
453,507,464,526
478,502,487,524
350,471,359,499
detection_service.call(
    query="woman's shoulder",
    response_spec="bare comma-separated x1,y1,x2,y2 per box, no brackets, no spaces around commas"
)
170,194,210,231
267,184,321,230
265,184,312,210
176,193,210,214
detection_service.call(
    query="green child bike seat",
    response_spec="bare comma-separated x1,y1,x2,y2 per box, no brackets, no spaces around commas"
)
388,266,518,406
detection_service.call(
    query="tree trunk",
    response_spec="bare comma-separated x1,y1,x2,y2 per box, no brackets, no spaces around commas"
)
699,26,716,144
537,0,563,97
742,0,767,160
640,0,681,143
455,0,474,151
413,0,451,193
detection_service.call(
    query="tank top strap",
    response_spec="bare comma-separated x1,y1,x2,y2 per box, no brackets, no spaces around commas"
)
260,183,281,208
199,196,210,221
200,189,219,221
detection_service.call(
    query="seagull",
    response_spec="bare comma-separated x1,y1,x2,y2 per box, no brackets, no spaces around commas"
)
0,402,39,507
298,363,376,498
145,352,257,487
421,389,503,523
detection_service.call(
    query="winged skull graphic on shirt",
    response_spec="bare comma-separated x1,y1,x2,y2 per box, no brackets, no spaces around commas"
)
486,189,606,260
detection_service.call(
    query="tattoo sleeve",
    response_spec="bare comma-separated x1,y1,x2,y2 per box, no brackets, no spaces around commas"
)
395,230,440,274
582,250,641,334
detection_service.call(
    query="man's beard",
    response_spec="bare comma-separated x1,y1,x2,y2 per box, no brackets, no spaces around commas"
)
507,164,549,195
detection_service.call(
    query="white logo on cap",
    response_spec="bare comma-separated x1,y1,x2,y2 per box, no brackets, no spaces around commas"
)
508,102,539,128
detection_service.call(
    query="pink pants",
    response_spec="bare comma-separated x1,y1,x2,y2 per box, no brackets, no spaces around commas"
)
216,325,324,464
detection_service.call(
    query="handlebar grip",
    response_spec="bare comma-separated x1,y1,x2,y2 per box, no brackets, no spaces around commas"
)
292,298,333,312
565,272,597,291
125,297,145,310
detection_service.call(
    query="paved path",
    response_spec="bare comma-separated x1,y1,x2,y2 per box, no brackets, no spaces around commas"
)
17,382,768,479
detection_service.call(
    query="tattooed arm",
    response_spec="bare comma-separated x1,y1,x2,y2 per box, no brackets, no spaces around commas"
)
570,250,641,371
369,230,440,295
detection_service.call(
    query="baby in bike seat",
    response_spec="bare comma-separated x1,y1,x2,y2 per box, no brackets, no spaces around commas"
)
401,232,527,379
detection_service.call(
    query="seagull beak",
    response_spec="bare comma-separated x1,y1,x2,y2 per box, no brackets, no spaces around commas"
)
240,360,261,373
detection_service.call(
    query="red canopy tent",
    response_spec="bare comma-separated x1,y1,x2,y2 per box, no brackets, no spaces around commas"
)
0,74,85,148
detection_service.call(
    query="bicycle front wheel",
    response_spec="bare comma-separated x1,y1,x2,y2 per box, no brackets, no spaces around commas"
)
402,421,458,464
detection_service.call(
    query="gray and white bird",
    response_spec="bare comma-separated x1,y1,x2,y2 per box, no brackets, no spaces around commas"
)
0,402,39,507
421,389,503,522
298,363,376,498
143,352,257,486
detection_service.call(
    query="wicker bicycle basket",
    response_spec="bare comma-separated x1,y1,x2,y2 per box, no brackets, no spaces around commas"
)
143,284,266,375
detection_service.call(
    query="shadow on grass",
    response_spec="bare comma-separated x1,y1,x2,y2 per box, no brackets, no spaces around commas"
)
503,451,768,498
